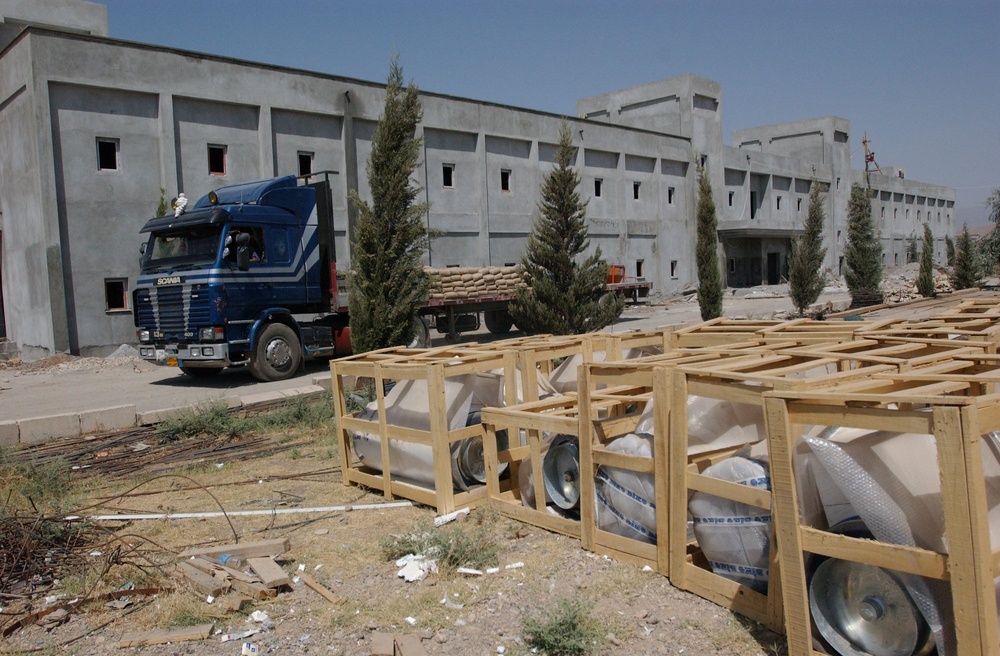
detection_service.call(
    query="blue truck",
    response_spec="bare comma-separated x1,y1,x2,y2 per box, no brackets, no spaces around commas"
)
133,173,652,381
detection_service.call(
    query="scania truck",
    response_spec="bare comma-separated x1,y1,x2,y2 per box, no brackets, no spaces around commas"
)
133,173,652,381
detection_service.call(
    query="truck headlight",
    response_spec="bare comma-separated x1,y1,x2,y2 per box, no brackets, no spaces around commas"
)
199,326,224,341
138,330,151,342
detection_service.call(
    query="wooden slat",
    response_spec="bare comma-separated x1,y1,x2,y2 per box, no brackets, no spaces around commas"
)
177,537,290,560
299,572,345,604
118,624,214,648
247,557,291,588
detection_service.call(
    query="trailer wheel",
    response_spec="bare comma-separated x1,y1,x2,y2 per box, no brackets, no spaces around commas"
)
408,316,431,348
250,323,301,381
179,366,222,378
484,309,514,335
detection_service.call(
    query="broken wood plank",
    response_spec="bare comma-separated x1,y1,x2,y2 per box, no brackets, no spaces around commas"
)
395,634,429,656
171,562,229,597
118,623,213,647
177,537,291,560
219,593,252,613
369,632,395,656
246,557,291,588
183,557,263,584
299,572,344,605
229,578,277,600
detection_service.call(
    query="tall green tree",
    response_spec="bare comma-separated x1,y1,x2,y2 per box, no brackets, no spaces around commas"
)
695,162,723,320
347,56,430,353
155,188,168,217
945,234,956,266
917,223,935,297
984,187,1000,275
844,183,883,308
509,122,624,335
788,182,827,316
950,224,983,290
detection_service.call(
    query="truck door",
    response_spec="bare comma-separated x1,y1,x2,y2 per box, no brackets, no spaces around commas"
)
223,225,275,314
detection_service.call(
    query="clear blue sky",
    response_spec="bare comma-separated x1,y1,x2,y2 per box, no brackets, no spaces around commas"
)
102,0,999,226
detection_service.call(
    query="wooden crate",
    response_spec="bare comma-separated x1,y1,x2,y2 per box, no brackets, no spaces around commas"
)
779,336,988,370
331,346,518,514
754,318,897,345
857,316,1000,352
480,345,775,544
666,318,786,348
763,365,1000,656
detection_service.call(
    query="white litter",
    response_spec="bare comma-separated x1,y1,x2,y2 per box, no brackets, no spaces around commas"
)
504,562,524,570
249,610,270,623
396,554,438,582
220,629,257,642
434,508,471,527
456,567,483,576
405,616,417,626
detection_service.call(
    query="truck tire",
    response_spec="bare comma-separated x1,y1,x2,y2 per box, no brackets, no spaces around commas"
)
179,366,222,378
484,309,514,335
408,316,431,348
250,323,301,381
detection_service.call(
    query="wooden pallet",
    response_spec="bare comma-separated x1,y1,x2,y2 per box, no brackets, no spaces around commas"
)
331,347,518,514
763,365,1000,656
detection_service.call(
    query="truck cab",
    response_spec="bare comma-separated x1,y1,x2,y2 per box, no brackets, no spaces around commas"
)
133,174,349,381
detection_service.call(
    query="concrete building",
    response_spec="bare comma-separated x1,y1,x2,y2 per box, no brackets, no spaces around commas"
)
0,0,955,359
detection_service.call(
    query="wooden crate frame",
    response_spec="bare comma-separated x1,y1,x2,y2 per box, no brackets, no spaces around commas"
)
331,346,518,514
763,368,1000,656
480,345,777,545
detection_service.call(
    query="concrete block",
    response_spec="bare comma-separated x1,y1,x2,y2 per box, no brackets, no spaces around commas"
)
138,405,197,426
279,385,326,399
18,413,80,444
240,391,287,407
0,420,19,446
80,405,137,434
311,373,333,393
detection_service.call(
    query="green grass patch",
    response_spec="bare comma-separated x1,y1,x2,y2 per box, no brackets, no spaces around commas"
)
0,446,77,514
523,598,604,656
157,397,335,439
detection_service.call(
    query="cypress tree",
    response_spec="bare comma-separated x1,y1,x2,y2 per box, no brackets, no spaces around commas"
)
950,224,983,290
509,122,624,335
348,56,430,354
844,183,883,308
917,223,935,297
695,162,723,320
945,235,955,266
788,182,827,316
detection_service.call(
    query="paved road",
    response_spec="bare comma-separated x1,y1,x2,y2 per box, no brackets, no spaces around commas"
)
0,287,851,426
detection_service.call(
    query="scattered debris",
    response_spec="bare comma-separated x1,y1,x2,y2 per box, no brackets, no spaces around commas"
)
298,572,345,605
434,507,470,527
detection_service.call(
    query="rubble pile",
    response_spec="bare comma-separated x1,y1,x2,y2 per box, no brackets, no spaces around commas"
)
880,264,953,303
426,266,523,300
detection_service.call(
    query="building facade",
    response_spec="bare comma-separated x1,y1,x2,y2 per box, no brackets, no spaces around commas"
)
0,1,956,359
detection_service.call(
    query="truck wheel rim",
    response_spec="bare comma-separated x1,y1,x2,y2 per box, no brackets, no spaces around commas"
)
809,558,933,656
265,338,292,369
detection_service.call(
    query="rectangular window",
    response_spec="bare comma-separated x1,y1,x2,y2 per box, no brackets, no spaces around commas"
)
97,138,119,170
881,207,885,219
104,278,128,311
500,169,511,192
594,178,603,198
776,196,782,210
636,260,644,278
670,260,678,278
668,187,675,205
633,181,640,200
894,208,898,219
728,192,734,207
797,198,802,212
298,151,313,177
837,230,842,244
443,163,455,188
208,144,227,176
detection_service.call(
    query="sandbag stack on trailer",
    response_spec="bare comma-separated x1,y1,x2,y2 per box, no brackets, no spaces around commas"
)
425,266,524,300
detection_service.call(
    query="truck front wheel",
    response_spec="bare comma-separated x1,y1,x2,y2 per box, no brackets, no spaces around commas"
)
250,323,302,381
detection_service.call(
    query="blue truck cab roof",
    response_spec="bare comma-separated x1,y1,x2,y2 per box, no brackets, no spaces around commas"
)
140,175,315,233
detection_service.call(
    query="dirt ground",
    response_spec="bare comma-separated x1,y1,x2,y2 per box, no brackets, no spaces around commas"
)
1,419,785,656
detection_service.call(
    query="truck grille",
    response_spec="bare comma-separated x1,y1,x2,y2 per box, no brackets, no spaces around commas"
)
137,284,211,338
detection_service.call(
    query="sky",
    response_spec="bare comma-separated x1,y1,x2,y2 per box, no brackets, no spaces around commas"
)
101,0,999,226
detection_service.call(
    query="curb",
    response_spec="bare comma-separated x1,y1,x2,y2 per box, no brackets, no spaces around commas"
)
2,373,333,447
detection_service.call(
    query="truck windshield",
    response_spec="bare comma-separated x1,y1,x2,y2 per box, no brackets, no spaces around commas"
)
141,225,224,273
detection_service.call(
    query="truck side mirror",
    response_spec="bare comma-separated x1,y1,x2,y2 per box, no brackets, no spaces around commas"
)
139,242,147,255
236,232,251,271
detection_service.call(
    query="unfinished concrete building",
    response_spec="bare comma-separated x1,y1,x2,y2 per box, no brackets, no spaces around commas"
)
0,0,955,359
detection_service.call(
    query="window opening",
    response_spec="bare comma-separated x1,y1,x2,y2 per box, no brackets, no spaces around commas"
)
298,151,313,177
500,169,511,192
633,181,640,200
104,278,128,311
97,138,119,170
208,144,227,176
776,196,782,210
728,192,734,207
594,178,603,198
668,187,675,205
670,260,678,278
443,164,455,188
636,260,644,278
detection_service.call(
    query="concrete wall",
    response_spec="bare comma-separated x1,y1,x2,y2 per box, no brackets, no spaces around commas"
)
0,0,106,51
